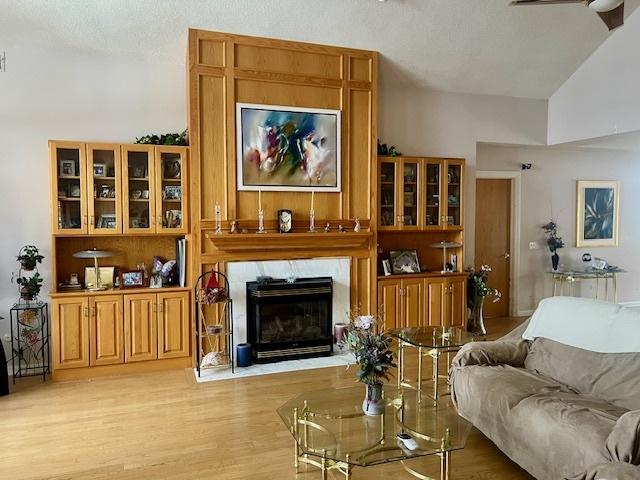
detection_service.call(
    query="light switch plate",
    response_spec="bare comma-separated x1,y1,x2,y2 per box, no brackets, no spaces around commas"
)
529,242,538,250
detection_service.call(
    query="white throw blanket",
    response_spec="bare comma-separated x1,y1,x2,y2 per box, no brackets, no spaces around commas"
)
522,297,640,353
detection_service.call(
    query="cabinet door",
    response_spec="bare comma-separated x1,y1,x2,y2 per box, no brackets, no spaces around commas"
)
124,293,158,362
50,140,88,235
51,297,90,370
379,158,401,230
425,278,446,326
444,160,464,229
157,292,190,359
122,145,156,234
424,159,443,229
402,278,424,327
155,147,188,234
378,279,401,330
87,144,123,234
400,160,421,229
90,296,124,366
447,277,467,327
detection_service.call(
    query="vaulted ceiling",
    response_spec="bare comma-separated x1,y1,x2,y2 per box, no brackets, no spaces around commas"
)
3,0,639,99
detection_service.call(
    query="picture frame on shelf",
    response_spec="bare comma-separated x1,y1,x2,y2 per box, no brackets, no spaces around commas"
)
382,259,392,276
68,184,81,198
163,158,181,179
59,160,76,177
389,250,420,275
84,266,115,289
93,163,107,177
576,180,619,247
164,210,182,228
98,214,117,229
163,185,182,200
277,209,293,233
121,270,145,288
131,166,147,179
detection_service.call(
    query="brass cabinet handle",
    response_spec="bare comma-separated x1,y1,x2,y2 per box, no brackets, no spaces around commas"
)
90,215,95,227
83,306,89,317
82,214,88,226
158,302,163,314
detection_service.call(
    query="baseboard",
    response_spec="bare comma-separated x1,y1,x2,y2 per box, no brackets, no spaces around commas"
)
619,301,640,308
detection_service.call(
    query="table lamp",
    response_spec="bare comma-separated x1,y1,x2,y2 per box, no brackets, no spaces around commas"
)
429,241,462,273
73,248,114,291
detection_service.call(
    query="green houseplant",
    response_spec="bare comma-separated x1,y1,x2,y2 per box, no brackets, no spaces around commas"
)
467,265,501,335
17,245,44,271
16,273,43,301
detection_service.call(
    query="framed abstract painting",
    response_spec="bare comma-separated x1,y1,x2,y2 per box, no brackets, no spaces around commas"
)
236,103,341,192
576,180,620,247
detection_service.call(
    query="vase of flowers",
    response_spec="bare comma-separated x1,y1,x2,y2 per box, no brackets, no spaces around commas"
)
343,313,395,416
467,265,501,335
542,221,565,271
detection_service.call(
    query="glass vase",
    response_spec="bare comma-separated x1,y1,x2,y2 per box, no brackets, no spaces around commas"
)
362,383,384,416
467,297,487,336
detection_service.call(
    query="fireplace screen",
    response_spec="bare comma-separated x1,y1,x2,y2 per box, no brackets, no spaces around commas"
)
257,300,330,344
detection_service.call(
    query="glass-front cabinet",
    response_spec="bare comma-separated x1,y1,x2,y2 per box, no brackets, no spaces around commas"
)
122,145,155,234
424,159,442,229
51,140,88,235
445,159,464,229
379,159,399,229
401,160,420,229
87,144,122,234
155,147,188,234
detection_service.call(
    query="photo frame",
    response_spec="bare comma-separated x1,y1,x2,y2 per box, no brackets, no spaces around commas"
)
163,185,182,200
98,214,117,229
278,209,293,233
93,163,106,177
382,259,392,276
236,103,341,192
163,158,181,179
389,250,421,275
84,266,115,289
59,160,76,177
576,180,619,247
121,270,145,288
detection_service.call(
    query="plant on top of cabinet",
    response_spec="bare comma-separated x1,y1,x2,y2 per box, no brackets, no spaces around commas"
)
135,129,188,146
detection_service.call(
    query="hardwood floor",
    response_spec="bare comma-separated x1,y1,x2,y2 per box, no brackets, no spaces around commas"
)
0,317,532,480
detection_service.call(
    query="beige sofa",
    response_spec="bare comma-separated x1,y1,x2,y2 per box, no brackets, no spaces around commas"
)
450,299,640,480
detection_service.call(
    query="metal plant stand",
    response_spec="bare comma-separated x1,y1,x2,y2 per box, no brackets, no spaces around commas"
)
9,302,50,383
194,270,234,377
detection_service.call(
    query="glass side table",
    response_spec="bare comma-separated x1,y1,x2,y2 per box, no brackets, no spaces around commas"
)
277,386,471,480
9,302,50,382
548,269,625,302
388,326,478,405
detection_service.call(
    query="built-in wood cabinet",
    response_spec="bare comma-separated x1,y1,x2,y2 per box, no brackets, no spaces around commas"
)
51,297,90,370
90,295,125,366
378,275,466,330
50,140,89,235
157,292,190,359
87,143,123,235
124,293,158,362
378,156,464,231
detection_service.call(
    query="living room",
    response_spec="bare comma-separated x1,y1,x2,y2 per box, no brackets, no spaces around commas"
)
2,1,640,479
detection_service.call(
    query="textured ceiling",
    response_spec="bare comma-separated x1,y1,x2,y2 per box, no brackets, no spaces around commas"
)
2,0,638,99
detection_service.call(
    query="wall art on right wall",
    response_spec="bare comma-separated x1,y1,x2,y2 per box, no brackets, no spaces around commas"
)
576,180,619,247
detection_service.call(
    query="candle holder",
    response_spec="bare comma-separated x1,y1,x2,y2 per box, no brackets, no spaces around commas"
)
257,209,267,234
214,205,222,235
308,210,316,232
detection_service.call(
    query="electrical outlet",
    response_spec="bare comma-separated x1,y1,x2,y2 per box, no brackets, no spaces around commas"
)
529,242,538,250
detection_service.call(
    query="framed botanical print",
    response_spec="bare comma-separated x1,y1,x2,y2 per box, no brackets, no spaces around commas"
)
576,180,619,247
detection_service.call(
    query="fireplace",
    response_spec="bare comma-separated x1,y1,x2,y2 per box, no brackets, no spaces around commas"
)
246,277,333,363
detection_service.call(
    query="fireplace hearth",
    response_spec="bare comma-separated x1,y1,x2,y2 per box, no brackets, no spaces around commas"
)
246,277,333,363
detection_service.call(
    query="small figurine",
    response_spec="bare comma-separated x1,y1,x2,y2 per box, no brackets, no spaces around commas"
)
354,218,361,232
230,220,238,234
324,223,331,233
338,224,346,233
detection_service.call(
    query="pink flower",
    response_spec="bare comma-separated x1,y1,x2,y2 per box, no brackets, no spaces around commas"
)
354,315,374,330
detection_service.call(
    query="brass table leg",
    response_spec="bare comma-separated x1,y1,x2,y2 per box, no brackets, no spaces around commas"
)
432,349,440,406
293,407,299,473
345,454,351,480
417,346,423,404
321,449,327,480
397,340,403,389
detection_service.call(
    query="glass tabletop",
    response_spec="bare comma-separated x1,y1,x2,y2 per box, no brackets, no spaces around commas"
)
547,269,625,277
277,385,471,467
387,326,478,348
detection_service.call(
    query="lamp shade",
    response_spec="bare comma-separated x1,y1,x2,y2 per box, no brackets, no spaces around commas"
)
72,249,114,259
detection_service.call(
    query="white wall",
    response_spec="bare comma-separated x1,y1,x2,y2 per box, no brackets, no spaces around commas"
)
477,143,640,312
548,7,640,144
379,86,548,263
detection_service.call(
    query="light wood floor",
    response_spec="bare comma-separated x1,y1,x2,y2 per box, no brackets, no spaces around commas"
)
1,317,532,480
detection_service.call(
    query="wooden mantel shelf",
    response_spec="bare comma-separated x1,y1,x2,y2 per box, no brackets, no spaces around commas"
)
207,231,373,252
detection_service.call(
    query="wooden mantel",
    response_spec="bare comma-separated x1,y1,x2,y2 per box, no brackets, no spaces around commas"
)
207,231,373,253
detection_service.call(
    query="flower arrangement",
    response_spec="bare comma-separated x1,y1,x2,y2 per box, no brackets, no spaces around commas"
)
467,265,501,308
343,313,395,386
542,221,565,252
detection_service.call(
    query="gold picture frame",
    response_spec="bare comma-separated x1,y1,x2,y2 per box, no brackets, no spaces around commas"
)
576,180,619,247
84,266,115,289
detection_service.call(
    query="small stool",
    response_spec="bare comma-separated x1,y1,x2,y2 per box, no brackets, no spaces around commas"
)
236,343,252,368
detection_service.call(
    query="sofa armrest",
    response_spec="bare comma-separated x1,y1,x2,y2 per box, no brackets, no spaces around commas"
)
606,410,640,465
451,340,529,369
568,462,640,480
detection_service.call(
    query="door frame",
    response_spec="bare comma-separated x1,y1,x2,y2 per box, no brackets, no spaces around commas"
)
475,171,522,317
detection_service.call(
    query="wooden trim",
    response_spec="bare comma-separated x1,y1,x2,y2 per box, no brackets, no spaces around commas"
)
51,356,192,382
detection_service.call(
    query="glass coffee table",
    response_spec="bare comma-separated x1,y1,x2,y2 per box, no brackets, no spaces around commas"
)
389,326,478,405
277,386,471,479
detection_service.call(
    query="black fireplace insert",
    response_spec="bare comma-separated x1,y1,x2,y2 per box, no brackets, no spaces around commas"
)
246,277,333,363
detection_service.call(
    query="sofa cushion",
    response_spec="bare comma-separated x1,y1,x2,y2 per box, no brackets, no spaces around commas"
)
525,337,640,411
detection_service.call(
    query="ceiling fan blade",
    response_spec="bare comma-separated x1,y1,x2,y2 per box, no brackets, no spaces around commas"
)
597,2,624,30
510,0,583,5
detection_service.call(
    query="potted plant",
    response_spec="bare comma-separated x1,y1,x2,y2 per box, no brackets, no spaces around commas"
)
16,273,43,302
17,245,44,271
467,265,501,335
542,221,565,271
343,313,396,416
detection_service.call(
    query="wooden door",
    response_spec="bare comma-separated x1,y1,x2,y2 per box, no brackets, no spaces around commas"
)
50,140,88,235
378,279,401,330
402,278,424,328
475,178,511,318
447,277,467,328
399,159,421,230
89,295,124,366
122,145,156,234
86,144,122,235
423,159,443,230
155,147,188,234
425,278,446,326
124,293,158,362
444,159,464,230
379,158,401,230
157,292,190,359
51,297,90,370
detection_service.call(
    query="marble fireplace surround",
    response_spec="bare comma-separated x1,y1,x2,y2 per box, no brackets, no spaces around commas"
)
226,257,351,352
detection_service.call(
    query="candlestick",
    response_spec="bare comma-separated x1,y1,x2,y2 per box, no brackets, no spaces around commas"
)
258,189,262,211
257,209,266,234
214,204,222,235
309,209,316,232
311,191,315,212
